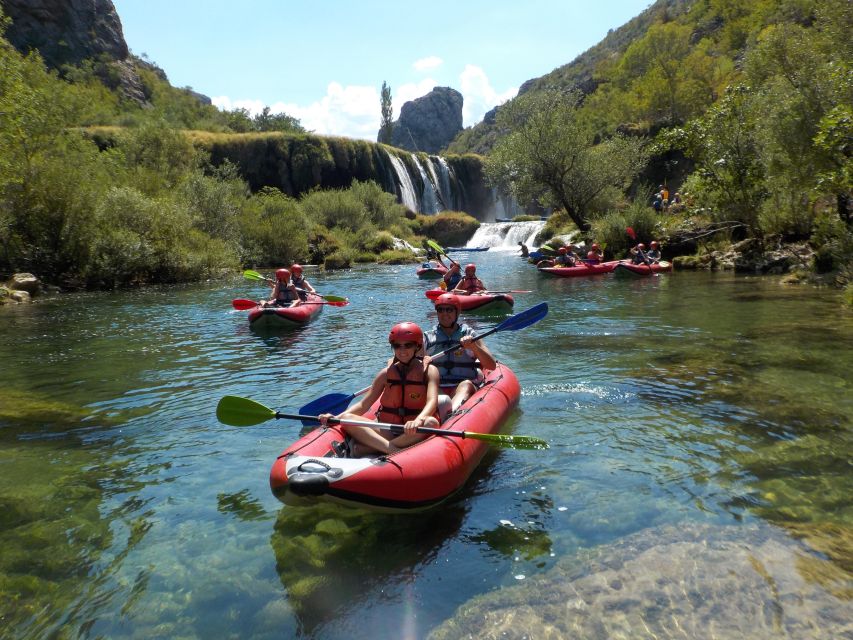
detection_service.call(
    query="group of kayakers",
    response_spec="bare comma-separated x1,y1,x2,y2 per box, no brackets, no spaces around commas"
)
318,290,495,458
530,239,662,268
262,264,316,308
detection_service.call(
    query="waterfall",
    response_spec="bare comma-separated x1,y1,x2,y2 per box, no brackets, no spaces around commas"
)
466,221,546,250
432,156,458,211
386,153,419,211
411,154,441,214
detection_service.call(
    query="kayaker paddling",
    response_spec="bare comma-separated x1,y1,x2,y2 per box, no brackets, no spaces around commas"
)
289,264,315,300
452,263,486,294
319,322,440,457
424,293,497,412
264,268,301,308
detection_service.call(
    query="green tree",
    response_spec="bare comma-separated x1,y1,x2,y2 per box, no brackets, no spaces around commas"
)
379,81,393,144
485,90,648,233
253,106,304,133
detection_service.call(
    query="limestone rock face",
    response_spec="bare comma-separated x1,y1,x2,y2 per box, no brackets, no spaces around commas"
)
389,87,463,154
3,0,129,69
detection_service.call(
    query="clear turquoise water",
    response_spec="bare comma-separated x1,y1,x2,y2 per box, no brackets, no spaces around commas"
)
1,249,851,638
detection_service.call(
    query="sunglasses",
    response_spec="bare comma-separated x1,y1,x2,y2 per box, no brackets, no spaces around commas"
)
391,342,417,350
435,306,457,313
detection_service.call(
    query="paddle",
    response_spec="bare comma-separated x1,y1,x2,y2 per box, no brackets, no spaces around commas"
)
242,270,348,303
426,240,459,267
428,302,548,360
299,385,372,418
231,298,348,310
216,396,548,449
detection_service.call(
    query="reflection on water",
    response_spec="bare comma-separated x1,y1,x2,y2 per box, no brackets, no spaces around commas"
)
0,258,851,638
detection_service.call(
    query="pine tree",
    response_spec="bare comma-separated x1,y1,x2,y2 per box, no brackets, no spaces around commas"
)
379,81,393,144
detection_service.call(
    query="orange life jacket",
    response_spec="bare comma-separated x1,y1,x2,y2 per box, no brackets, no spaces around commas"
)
376,358,434,424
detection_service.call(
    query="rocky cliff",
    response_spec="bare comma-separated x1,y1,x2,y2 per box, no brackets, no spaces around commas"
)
2,0,128,68
389,87,463,154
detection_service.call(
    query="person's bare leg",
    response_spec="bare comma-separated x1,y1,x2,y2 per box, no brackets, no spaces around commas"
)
451,381,476,412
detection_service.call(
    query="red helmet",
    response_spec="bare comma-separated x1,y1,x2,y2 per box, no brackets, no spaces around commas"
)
275,268,291,281
388,322,424,348
464,263,476,274
434,293,461,313
650,241,659,248
591,243,600,250
558,247,568,254
290,263,303,274
637,243,646,250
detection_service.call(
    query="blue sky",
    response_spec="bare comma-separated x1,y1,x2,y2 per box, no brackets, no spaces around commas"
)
112,0,651,140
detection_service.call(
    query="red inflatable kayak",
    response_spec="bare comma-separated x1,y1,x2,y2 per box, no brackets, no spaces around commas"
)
247,293,324,329
613,260,673,277
538,260,620,277
416,262,448,279
424,288,514,313
269,363,521,511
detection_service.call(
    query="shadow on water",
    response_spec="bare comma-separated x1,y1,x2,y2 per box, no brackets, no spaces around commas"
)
269,502,468,635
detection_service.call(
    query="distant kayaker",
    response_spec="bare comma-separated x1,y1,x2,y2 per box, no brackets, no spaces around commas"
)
290,263,315,301
537,246,577,268
264,268,301,308
586,243,604,264
319,322,440,457
645,241,661,264
442,261,462,290
630,243,650,265
517,242,529,257
452,263,486,294
423,293,497,412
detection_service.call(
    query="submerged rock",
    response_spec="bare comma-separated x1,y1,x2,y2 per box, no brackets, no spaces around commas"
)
429,522,853,639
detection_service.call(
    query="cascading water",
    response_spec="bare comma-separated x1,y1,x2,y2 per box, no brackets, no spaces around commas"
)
411,154,442,214
465,221,546,250
386,154,419,211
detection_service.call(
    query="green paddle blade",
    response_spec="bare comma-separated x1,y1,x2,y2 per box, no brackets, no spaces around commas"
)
243,269,267,281
217,395,276,426
427,239,446,255
463,431,549,450
318,294,347,303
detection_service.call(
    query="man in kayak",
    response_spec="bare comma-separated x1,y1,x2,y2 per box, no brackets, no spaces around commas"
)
452,263,486,294
290,264,316,301
263,269,301,307
645,241,662,263
423,293,496,412
319,322,441,457
442,261,462,290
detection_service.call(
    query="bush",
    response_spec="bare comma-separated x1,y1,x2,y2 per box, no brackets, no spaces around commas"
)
377,249,417,264
591,201,661,259
413,211,479,246
239,187,310,266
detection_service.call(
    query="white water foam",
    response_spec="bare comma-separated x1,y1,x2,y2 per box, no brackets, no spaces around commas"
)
466,221,546,250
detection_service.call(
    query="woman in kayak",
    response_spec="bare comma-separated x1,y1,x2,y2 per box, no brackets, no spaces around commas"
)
423,293,496,412
452,263,486,294
264,268,301,307
586,243,604,263
630,243,650,265
319,322,441,457
290,263,315,301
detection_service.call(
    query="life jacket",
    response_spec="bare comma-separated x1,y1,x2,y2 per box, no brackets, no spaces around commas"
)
291,275,308,301
274,283,298,304
586,251,601,263
458,275,484,293
424,324,483,385
376,358,434,425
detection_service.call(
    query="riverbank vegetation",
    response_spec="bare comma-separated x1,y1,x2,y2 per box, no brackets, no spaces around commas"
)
0,11,484,290
471,0,852,295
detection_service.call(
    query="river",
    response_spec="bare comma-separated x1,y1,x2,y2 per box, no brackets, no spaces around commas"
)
1,241,851,639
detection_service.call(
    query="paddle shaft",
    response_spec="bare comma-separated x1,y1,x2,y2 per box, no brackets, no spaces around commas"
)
276,412,490,440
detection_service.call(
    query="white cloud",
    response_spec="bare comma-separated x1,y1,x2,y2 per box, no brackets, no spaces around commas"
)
211,65,517,140
459,64,517,127
413,56,443,71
